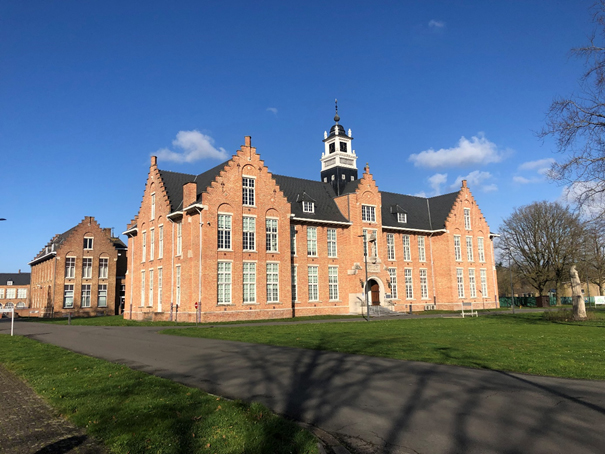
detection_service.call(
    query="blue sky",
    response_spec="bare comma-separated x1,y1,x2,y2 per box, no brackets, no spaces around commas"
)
0,0,596,271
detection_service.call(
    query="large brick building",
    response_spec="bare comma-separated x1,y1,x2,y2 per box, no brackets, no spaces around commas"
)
29,216,127,317
0,272,30,315
124,112,499,322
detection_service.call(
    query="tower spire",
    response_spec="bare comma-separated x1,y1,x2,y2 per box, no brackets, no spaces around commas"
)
334,99,340,123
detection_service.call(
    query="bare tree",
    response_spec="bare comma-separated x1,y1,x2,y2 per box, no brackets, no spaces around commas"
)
582,220,605,295
541,1,605,216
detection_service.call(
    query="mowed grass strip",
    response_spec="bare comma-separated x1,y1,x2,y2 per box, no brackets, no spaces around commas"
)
0,336,317,454
162,313,605,380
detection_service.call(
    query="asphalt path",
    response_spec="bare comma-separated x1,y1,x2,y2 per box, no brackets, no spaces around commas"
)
2,319,605,454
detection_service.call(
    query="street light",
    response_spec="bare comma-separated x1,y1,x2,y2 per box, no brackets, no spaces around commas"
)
358,231,376,321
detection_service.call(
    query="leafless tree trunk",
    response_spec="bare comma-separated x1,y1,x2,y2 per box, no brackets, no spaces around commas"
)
571,265,588,320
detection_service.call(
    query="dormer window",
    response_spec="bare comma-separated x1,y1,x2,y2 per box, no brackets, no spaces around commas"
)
329,143,336,153
398,213,407,223
340,142,347,152
7,280,13,286
303,201,315,213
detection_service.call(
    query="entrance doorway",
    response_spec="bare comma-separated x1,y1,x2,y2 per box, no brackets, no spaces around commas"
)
368,279,380,306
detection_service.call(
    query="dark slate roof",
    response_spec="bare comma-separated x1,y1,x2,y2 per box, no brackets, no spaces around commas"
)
159,161,228,212
272,175,350,223
381,190,460,231
340,179,361,195
31,227,77,262
0,273,30,286
111,237,128,249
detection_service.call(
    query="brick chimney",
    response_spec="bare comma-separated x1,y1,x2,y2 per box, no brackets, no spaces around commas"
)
183,182,197,208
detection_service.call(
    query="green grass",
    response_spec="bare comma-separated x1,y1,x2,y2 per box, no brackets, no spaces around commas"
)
162,312,605,380
0,336,317,454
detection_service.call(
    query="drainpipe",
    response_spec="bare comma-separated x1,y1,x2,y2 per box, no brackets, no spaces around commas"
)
168,218,175,313
194,207,203,321
428,232,437,306
129,236,134,318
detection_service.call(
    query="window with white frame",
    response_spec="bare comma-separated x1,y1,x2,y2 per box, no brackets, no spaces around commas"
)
402,235,411,261
291,266,297,302
454,235,462,261
148,269,154,307
64,285,74,308
266,263,279,302
151,192,156,219
362,205,376,222
83,237,94,250
302,201,314,213
150,228,155,260
266,219,278,252
469,268,477,298
464,208,471,230
418,236,426,262
176,265,181,305
65,257,76,279
243,177,255,206
99,257,108,279
158,225,164,259
405,269,413,299
466,236,474,262
243,262,256,303
6,288,15,299
478,237,485,262
420,269,429,299
480,269,488,296
140,271,145,306
142,231,147,262
81,284,91,308
243,217,255,251
218,214,232,250
176,221,182,255
0,289,4,299
363,229,378,257
307,227,317,256
327,228,337,257
82,257,92,279
157,268,163,308
388,268,398,299
98,284,107,308
397,212,407,223
308,266,319,301
217,262,231,304
387,234,395,261
290,226,296,255
17,288,27,298
328,266,339,300
457,268,465,298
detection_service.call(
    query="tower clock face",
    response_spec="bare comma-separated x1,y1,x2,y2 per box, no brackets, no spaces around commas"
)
329,142,336,153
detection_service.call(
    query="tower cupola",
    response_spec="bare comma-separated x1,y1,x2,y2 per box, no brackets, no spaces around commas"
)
320,100,358,195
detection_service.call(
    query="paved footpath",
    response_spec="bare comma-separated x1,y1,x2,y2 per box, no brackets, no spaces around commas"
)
2,319,605,454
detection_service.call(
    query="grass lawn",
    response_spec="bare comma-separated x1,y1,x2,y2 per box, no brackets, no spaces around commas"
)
162,312,605,380
0,336,317,454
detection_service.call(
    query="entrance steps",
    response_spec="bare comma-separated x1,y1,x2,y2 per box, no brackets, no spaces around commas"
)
368,305,403,317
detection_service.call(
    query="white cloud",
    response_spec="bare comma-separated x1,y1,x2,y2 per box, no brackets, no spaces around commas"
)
450,170,498,192
429,20,445,29
267,107,278,115
513,176,535,184
560,182,605,217
518,158,554,175
155,130,228,163
409,134,506,168
428,173,448,196
414,191,428,197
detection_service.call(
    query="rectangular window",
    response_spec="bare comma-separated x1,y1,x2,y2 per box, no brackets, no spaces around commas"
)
464,208,471,230
466,236,474,262
457,268,465,298
151,192,156,219
17,288,27,299
140,271,145,306
469,268,477,298
149,269,154,307
307,227,317,256
150,228,155,260
243,177,255,206
81,284,91,308
157,268,163,309
478,237,485,262
420,269,429,299
302,201,314,213
291,226,297,255
83,237,93,250
405,269,413,299
402,235,411,261
176,266,181,305
266,219,278,252
217,262,231,304
387,234,395,261
142,231,147,262
0,289,4,298
454,235,462,261
308,266,319,301
291,266,297,302
159,225,164,259
398,212,407,223
327,228,337,257
480,269,488,297
6,288,15,299
388,268,398,299
176,222,182,256
266,263,279,302
99,258,108,279
98,284,107,308
82,257,92,279
418,236,426,262
65,257,75,279
328,266,339,301
64,285,74,308
218,214,232,250
243,217,256,251
243,262,256,303
362,205,376,222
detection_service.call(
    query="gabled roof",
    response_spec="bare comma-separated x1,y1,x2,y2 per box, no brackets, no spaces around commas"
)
272,175,350,224
30,227,77,262
0,273,30,286
340,179,361,195
428,192,461,230
381,190,460,231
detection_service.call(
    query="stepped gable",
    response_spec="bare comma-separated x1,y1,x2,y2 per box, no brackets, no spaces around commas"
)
272,174,349,223
428,191,462,229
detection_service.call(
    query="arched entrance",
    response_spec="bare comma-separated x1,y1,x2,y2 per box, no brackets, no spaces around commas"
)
368,279,380,306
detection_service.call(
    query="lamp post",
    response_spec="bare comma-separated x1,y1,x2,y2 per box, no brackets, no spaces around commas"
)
508,250,515,314
359,231,374,321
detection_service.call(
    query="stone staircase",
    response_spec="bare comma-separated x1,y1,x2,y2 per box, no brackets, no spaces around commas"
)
368,305,403,317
